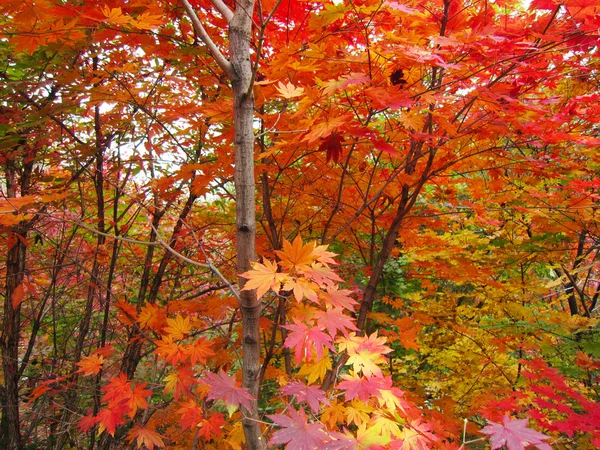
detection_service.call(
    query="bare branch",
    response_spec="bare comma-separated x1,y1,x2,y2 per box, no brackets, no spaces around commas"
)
210,0,234,22
180,0,233,76
145,214,242,303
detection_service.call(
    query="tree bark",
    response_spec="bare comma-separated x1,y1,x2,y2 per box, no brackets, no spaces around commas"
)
230,2,264,448
0,229,27,450
0,155,32,450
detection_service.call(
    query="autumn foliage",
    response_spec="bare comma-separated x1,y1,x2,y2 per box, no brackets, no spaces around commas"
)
1,0,599,449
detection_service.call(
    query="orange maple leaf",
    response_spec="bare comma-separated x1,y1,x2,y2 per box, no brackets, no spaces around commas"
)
101,6,131,25
127,425,165,450
177,399,203,430
26,381,52,406
138,303,164,330
164,367,194,401
115,299,137,325
154,335,187,365
240,259,287,299
133,12,164,30
128,383,152,418
302,263,343,287
11,283,25,308
76,354,104,376
312,245,338,266
184,338,215,365
275,235,316,272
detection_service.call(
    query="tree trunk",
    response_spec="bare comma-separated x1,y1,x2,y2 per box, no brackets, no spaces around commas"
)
230,2,264,448
1,155,32,450
0,229,27,450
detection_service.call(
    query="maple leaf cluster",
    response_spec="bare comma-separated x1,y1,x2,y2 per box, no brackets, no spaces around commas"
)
4,0,600,447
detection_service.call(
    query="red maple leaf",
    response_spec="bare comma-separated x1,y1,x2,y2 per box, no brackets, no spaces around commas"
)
197,413,226,440
481,414,552,450
177,399,203,431
96,403,128,436
128,382,152,418
268,407,329,449
101,373,131,404
77,412,98,433
319,131,344,163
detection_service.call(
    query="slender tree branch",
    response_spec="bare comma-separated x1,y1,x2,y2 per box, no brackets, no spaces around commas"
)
180,0,233,76
145,215,242,303
210,0,234,22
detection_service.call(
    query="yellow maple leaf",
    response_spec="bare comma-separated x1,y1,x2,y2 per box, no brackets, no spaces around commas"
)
347,350,384,379
224,421,245,450
336,332,364,354
396,419,439,450
356,421,393,448
163,371,180,396
163,314,191,340
297,351,332,384
321,400,346,428
240,259,287,299
339,332,391,378
377,389,408,413
345,400,374,427
370,415,402,440
282,278,319,303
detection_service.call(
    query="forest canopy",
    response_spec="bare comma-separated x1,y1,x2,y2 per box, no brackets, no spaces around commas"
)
0,0,599,448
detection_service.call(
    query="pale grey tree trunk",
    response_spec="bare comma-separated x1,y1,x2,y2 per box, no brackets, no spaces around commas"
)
180,0,263,446
230,2,265,448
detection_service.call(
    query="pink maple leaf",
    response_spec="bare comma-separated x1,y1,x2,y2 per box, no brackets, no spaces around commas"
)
321,286,358,310
280,381,329,413
323,430,359,450
315,306,358,337
338,374,391,402
203,370,254,412
481,414,552,450
283,320,335,363
268,407,328,449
